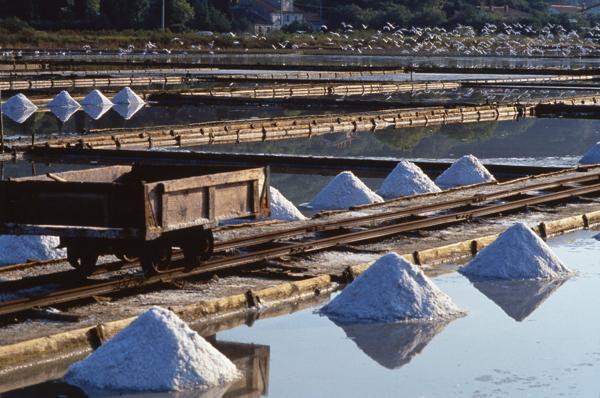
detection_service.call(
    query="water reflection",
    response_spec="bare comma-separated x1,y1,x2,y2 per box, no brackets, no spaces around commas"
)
113,102,146,120
332,319,451,369
83,104,113,121
50,106,80,123
466,277,570,321
2,105,37,124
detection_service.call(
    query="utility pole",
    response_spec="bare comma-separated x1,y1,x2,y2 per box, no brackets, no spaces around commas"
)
161,0,166,32
320,0,323,25
0,90,3,154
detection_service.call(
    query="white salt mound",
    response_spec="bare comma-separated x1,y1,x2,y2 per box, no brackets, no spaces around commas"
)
48,90,80,109
377,160,441,198
321,253,464,323
2,93,38,112
460,223,573,280
308,171,383,210
81,89,113,107
0,235,65,265
269,187,306,221
579,141,600,165
112,87,145,105
435,154,496,188
66,306,240,392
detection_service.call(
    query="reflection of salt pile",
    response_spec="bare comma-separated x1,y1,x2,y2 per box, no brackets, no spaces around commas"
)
337,320,451,369
0,235,65,265
1,93,38,123
579,141,600,164
322,253,464,322
435,154,496,188
469,277,568,321
48,90,81,122
460,223,573,280
66,306,240,392
308,171,383,210
269,187,306,221
112,87,145,105
377,160,441,198
81,89,113,107
113,101,145,120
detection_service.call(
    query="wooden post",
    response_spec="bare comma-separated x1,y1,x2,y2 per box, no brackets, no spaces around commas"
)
0,89,4,153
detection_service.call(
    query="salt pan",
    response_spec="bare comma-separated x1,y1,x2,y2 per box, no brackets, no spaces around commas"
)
81,89,113,107
48,90,81,109
269,187,306,221
0,235,65,265
65,306,240,392
579,141,600,164
434,154,496,188
112,87,145,105
377,160,441,198
460,223,573,280
321,253,464,323
308,171,383,210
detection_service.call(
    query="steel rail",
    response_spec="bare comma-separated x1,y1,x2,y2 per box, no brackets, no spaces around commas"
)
1,179,600,316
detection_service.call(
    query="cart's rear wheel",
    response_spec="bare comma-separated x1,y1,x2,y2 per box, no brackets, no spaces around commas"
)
117,254,139,263
182,230,215,268
67,246,99,276
140,243,173,275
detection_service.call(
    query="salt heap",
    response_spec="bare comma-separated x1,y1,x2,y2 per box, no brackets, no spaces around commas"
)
308,171,383,210
48,90,81,109
460,223,573,280
66,306,240,392
377,160,441,198
112,87,145,105
81,89,113,107
579,141,600,165
434,154,496,189
269,187,306,221
321,253,464,323
0,235,65,265
1,94,38,124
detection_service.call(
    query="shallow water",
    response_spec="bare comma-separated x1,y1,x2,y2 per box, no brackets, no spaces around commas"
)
217,229,600,397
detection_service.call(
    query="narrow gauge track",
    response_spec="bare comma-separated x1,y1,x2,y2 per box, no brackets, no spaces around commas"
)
1,170,599,317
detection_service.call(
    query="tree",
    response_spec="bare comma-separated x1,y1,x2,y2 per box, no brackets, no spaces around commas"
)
99,0,151,29
191,0,231,32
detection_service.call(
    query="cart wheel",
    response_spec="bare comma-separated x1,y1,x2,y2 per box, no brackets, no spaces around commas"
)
140,243,173,275
182,230,215,268
67,246,99,276
117,254,139,263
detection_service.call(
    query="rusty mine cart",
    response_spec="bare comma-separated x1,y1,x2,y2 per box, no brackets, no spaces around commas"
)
0,164,271,275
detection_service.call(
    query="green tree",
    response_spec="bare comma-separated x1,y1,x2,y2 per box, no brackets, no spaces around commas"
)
99,0,151,29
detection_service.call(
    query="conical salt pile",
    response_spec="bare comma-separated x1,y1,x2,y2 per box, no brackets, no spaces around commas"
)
269,187,306,221
377,160,441,198
2,93,37,112
112,87,145,105
48,90,80,109
0,235,64,265
81,89,113,107
579,141,600,165
66,306,240,392
321,253,464,323
308,171,383,210
434,154,496,189
460,223,573,280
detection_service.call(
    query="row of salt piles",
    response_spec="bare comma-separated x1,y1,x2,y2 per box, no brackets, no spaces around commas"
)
0,87,145,123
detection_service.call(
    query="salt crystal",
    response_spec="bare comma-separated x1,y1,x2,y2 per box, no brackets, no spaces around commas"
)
269,187,306,221
308,171,383,210
434,154,496,188
579,141,600,164
112,87,145,105
460,223,573,280
81,89,113,107
0,235,65,265
66,306,240,392
321,253,464,323
48,90,81,109
377,160,441,198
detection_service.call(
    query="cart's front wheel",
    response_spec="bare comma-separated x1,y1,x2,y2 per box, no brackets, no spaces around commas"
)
67,246,99,276
140,243,173,275
182,230,215,268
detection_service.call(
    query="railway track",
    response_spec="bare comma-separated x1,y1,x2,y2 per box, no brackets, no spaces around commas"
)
1,169,600,317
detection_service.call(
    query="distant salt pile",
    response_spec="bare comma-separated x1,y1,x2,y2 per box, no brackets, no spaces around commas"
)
81,89,113,107
269,187,306,221
66,306,240,392
1,94,38,124
48,90,81,109
460,223,573,280
308,171,383,210
579,141,600,165
0,235,65,265
321,253,464,323
112,87,145,105
434,154,496,189
377,160,441,198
